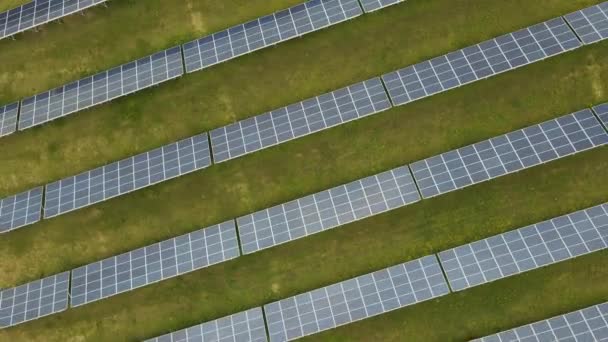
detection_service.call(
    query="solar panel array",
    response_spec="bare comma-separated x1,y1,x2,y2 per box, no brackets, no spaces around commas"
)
182,0,363,73
594,102,608,129
0,187,43,234
0,0,107,40
264,255,449,342
210,77,391,163
43,133,210,219
237,166,420,255
70,221,239,307
438,203,608,292
474,302,608,342
564,2,608,45
0,102,19,137
145,308,268,342
410,109,608,199
381,18,581,106
0,272,69,329
18,46,183,130
359,0,404,13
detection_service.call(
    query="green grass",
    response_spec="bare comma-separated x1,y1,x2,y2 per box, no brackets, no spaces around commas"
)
0,0,304,102
0,148,606,341
0,0,27,13
0,0,603,197
1,0,608,341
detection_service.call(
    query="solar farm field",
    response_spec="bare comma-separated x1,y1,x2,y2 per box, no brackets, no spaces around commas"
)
0,0,607,341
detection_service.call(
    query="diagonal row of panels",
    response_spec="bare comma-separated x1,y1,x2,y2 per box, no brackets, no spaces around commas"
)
2,1,608,234
1,1,607,138
2,102,606,329
143,201,608,341
0,0,106,41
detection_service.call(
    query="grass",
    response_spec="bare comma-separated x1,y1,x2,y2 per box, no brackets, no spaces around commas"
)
1,0,607,341
0,0,27,13
0,0,603,197
0,148,606,341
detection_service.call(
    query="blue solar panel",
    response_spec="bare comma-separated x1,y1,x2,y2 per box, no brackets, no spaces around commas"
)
593,102,608,129
411,109,608,199
182,0,363,73
0,102,19,138
0,187,43,234
0,0,107,40
564,2,608,45
210,77,391,163
382,17,581,106
44,133,211,219
359,0,404,13
438,203,608,291
18,46,183,130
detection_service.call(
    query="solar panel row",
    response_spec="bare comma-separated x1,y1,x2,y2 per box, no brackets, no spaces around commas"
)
70,221,239,307
209,77,391,163
237,165,420,254
474,302,608,342
0,102,19,137
18,46,183,130
43,133,211,218
564,2,608,45
0,272,69,329
594,103,608,129
382,17,581,106
359,0,405,13
264,255,449,341
182,0,363,73
0,187,43,234
145,308,268,342
0,0,107,40
410,109,608,199
438,203,608,292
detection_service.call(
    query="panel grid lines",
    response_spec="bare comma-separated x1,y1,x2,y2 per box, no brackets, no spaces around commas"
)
18,46,184,130
474,302,608,342
0,0,107,40
236,166,421,254
182,0,363,73
410,109,608,199
263,255,449,342
0,272,70,329
43,133,211,219
359,0,405,13
210,77,391,163
0,187,43,233
382,17,581,106
438,203,608,292
0,102,19,137
593,102,608,130
70,221,239,307
564,2,608,45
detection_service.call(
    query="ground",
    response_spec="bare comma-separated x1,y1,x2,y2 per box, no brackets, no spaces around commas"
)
0,0,607,341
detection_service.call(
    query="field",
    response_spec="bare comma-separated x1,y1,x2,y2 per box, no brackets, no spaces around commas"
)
0,0,607,341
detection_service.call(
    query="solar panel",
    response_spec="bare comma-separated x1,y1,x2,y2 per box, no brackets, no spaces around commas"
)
0,187,43,234
438,203,608,292
382,17,581,106
0,102,19,138
44,132,211,219
145,307,268,342
237,165,420,255
359,0,404,13
564,2,608,45
473,302,608,342
70,220,239,307
410,109,608,199
593,102,608,129
0,271,70,329
18,46,183,130
264,255,449,342
210,77,391,163
0,0,107,41
182,0,363,73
